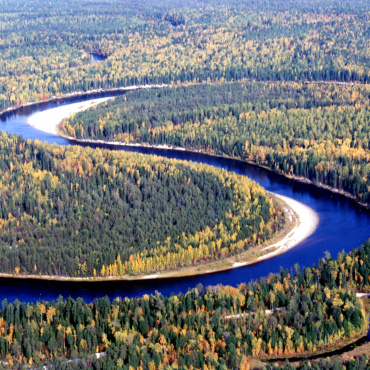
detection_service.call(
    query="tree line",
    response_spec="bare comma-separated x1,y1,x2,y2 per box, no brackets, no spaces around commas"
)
267,356,369,370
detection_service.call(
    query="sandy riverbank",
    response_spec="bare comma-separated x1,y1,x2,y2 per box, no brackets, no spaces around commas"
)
0,84,169,117
233,194,318,268
27,96,188,151
27,97,113,135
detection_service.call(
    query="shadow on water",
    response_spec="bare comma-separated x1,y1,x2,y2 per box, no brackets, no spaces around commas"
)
0,96,370,305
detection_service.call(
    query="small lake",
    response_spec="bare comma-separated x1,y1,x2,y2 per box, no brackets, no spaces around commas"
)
90,53,107,62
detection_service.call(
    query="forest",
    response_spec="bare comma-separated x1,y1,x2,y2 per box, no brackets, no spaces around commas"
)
1,0,370,367
0,132,281,277
0,0,370,110
62,81,370,204
0,241,369,368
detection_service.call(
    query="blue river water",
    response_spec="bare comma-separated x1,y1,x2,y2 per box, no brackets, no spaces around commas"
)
1,94,370,304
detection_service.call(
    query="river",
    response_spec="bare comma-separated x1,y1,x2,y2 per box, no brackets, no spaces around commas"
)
1,93,370,303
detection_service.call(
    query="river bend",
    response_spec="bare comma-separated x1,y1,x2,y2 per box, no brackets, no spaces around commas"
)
1,93,370,303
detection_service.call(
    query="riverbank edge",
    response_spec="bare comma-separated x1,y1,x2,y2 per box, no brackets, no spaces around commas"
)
0,95,318,282
57,127,370,210
0,84,169,117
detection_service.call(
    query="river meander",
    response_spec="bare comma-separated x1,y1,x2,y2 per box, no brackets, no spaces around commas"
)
1,92,370,304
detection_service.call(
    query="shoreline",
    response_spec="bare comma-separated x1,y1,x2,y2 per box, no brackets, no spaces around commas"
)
234,194,318,268
58,134,370,210
0,100,320,282
257,329,369,364
0,84,169,117
27,97,114,135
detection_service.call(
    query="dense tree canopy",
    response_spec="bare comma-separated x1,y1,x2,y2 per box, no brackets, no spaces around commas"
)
1,0,370,367
0,132,281,277
1,0,370,109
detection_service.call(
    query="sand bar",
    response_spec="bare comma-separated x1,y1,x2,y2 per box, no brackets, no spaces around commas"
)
233,194,319,268
27,97,113,135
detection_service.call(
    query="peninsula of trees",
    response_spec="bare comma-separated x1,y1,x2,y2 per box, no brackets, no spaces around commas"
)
0,132,282,278
1,0,370,367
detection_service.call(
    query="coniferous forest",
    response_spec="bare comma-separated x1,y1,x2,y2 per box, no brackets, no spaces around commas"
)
1,0,370,368
0,0,370,110
0,132,280,277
